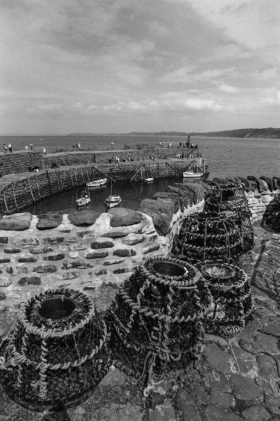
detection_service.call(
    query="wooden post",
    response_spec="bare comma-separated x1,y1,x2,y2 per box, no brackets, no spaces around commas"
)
28,178,35,203
3,191,9,213
74,168,78,185
35,174,41,199
80,167,85,184
46,170,52,194
11,183,19,211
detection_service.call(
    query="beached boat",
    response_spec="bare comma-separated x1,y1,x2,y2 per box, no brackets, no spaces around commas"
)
76,189,91,207
86,178,107,188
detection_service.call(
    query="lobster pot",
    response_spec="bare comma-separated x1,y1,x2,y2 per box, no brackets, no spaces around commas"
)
0,288,109,412
199,262,253,337
262,193,280,233
171,212,245,264
107,257,212,383
204,183,251,216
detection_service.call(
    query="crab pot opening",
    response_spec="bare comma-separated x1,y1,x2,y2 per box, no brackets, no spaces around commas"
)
36,296,76,320
0,288,109,413
152,260,186,277
107,257,212,385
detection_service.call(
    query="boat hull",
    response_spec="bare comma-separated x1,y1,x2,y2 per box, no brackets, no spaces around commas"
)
86,178,107,188
76,198,91,207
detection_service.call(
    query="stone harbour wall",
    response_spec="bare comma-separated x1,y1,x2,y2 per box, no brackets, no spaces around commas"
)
0,160,195,215
0,152,43,176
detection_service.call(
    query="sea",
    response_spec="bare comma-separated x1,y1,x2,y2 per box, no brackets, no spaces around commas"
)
1,134,279,215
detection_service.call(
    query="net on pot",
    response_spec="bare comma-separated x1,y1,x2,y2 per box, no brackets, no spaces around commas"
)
0,288,109,413
198,262,253,337
171,212,245,264
204,182,251,216
107,257,212,389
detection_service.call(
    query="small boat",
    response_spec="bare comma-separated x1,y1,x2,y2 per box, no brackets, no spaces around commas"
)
86,178,108,188
104,180,122,209
111,142,115,145
143,164,154,183
76,189,91,207
144,177,154,183
183,171,205,178
104,195,122,209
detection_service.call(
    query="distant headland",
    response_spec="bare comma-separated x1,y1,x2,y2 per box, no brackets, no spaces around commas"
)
68,127,280,139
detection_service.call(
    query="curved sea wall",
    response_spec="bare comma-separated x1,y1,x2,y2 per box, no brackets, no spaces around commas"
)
0,159,199,215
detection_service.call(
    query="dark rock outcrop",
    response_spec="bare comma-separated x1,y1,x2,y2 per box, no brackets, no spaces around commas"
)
109,208,143,227
0,213,32,231
68,210,100,226
36,213,63,230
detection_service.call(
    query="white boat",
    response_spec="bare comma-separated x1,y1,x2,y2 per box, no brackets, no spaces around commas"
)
86,178,107,188
144,177,154,183
76,189,91,207
104,180,122,209
104,195,122,208
183,171,205,178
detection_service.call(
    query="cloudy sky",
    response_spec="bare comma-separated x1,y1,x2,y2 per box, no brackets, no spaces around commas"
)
0,0,279,134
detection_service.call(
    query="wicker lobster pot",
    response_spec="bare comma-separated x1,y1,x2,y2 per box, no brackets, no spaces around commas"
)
171,212,245,263
204,183,251,215
198,262,253,337
0,288,109,412
204,183,254,252
107,257,212,384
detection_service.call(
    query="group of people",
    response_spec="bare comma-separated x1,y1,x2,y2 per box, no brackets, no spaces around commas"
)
3,143,12,153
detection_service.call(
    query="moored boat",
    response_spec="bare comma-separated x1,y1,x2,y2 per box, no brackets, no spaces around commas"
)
104,195,122,208
86,178,108,188
76,189,91,207
144,177,154,183
183,171,205,178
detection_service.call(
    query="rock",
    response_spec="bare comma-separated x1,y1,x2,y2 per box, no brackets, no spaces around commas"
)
141,198,173,218
18,276,41,286
33,265,57,273
204,344,230,373
36,213,63,229
230,374,261,400
0,277,12,287
210,390,235,407
0,237,8,244
272,176,280,190
257,354,278,381
68,210,100,226
69,251,79,259
103,231,128,238
176,389,202,421
0,292,6,301
103,259,125,266
143,243,160,254
13,237,39,247
237,177,250,189
0,213,32,231
109,207,143,227
122,233,144,245
62,261,93,270
91,241,114,249
43,237,64,244
166,185,192,208
229,347,257,376
113,267,134,274
95,269,107,276
153,191,181,212
205,405,240,421
149,399,176,421
242,406,270,421
62,271,79,280
30,246,53,254
17,255,37,263
0,258,10,263
260,176,273,191
99,368,128,387
256,178,269,193
84,251,109,259
174,182,207,204
206,372,231,392
44,253,65,261
113,249,136,257
191,383,208,405
4,247,21,253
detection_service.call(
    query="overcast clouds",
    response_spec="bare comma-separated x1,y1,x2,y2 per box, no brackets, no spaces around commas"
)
0,0,279,134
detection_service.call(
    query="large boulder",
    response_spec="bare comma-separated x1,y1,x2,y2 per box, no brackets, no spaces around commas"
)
174,183,207,204
68,210,100,226
256,178,269,193
260,176,273,192
212,177,227,184
109,208,143,227
166,186,192,208
153,192,181,212
0,213,32,231
237,177,250,190
272,177,280,190
36,213,63,230
140,199,173,235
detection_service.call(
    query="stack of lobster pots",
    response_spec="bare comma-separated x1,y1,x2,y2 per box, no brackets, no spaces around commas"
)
171,181,254,337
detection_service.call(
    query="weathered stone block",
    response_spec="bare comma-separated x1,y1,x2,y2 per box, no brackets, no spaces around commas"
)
109,207,142,227
113,249,136,257
36,213,63,230
84,251,109,259
4,247,21,253
68,210,100,226
91,241,114,249
33,265,57,273
18,276,41,286
44,253,65,261
0,213,32,231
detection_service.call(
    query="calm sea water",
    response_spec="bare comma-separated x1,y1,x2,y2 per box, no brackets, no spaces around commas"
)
1,134,279,215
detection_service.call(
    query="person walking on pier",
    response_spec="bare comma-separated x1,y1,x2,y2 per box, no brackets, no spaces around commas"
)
8,143,13,153
3,144,8,153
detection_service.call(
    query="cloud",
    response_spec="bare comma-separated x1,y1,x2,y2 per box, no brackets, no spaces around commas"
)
219,84,239,93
